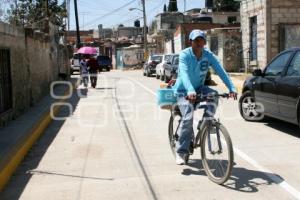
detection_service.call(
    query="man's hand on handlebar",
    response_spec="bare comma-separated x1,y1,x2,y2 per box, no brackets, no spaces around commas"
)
229,92,238,100
186,93,197,103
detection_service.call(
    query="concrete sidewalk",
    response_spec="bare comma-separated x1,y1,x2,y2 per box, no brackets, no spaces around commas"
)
0,78,79,191
211,73,250,93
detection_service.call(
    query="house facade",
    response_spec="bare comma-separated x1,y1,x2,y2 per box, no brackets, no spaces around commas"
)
206,27,243,72
240,0,300,71
116,26,143,43
173,23,240,53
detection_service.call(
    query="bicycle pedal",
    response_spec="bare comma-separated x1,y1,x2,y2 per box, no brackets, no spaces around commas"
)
189,142,194,154
175,134,179,141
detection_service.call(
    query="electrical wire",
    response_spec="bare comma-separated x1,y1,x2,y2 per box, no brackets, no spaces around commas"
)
82,0,137,28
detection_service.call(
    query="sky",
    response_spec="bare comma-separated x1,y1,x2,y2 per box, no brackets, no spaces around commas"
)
68,0,205,30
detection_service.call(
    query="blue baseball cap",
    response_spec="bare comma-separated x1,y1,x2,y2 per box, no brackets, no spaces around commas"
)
189,29,206,41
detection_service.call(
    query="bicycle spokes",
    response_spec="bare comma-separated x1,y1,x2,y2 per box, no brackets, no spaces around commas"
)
207,125,223,154
201,124,233,184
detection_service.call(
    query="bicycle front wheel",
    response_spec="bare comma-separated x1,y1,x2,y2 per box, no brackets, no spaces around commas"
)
201,122,234,184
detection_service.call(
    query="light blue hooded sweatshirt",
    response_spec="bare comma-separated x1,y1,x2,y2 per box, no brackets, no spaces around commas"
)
173,47,237,95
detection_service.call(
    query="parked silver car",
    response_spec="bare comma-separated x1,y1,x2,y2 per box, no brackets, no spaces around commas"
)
164,54,179,83
143,55,163,77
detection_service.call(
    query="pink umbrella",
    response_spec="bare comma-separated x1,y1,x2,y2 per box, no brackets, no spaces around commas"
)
77,46,97,54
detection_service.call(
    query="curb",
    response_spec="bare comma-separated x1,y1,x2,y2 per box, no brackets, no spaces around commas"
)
0,79,79,191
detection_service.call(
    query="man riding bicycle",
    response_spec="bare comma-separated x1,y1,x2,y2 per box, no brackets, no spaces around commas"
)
172,29,237,165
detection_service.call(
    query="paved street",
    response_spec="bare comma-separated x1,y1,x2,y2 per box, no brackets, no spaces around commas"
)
1,70,300,200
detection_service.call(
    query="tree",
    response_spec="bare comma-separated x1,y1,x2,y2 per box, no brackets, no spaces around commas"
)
163,4,167,12
6,0,67,31
168,0,178,12
213,0,240,12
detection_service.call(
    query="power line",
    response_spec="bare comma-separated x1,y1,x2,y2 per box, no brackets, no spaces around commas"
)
82,0,137,28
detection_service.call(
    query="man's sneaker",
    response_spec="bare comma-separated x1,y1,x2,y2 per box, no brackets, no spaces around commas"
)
175,153,186,165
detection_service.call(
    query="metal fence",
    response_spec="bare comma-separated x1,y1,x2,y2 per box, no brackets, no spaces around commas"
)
0,49,12,114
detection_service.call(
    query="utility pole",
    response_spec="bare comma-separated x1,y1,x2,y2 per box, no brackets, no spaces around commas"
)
142,0,148,60
44,0,49,33
74,0,81,48
67,0,70,31
14,0,18,25
45,0,49,17
79,12,89,31
184,0,186,12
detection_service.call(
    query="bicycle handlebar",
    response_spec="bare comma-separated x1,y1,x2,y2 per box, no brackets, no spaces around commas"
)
194,93,230,103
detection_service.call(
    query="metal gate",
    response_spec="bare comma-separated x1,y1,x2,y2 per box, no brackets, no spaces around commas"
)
0,49,12,114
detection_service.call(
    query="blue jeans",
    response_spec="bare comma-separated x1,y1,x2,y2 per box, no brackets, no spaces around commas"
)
176,86,218,154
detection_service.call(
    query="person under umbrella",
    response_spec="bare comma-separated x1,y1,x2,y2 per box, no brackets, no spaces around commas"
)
80,54,89,87
87,55,99,88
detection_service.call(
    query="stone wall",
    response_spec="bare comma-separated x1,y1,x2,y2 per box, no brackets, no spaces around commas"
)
0,22,68,125
241,0,300,70
270,0,300,58
0,22,29,123
240,0,267,70
207,28,242,72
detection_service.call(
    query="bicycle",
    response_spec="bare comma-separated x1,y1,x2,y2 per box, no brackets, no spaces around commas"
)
168,93,234,184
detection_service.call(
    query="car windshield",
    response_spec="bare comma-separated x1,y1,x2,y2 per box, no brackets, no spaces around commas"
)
151,55,162,62
173,56,179,65
73,54,80,59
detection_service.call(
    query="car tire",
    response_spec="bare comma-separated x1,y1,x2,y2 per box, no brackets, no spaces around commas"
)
239,91,265,121
106,66,110,71
70,69,73,75
156,74,159,79
298,108,300,130
165,75,169,83
146,68,151,77
161,72,165,81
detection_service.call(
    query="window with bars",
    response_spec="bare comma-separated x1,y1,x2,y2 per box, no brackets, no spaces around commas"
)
0,49,12,114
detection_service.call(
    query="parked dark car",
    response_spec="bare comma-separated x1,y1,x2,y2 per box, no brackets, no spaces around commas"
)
143,55,163,77
239,48,300,128
97,55,111,71
163,54,179,83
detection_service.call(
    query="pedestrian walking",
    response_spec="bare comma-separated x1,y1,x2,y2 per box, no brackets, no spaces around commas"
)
80,55,89,87
87,55,99,88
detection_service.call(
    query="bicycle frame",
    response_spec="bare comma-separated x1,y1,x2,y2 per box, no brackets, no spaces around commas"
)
169,92,234,184
172,93,229,154
193,117,223,152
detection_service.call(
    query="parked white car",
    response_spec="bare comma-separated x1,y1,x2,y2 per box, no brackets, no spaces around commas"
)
155,54,171,81
155,54,172,80
70,53,81,74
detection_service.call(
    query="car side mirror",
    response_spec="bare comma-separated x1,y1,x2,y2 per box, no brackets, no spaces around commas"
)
252,69,263,76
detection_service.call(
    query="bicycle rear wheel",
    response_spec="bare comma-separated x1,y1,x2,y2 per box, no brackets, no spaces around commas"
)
201,122,234,184
168,112,181,157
